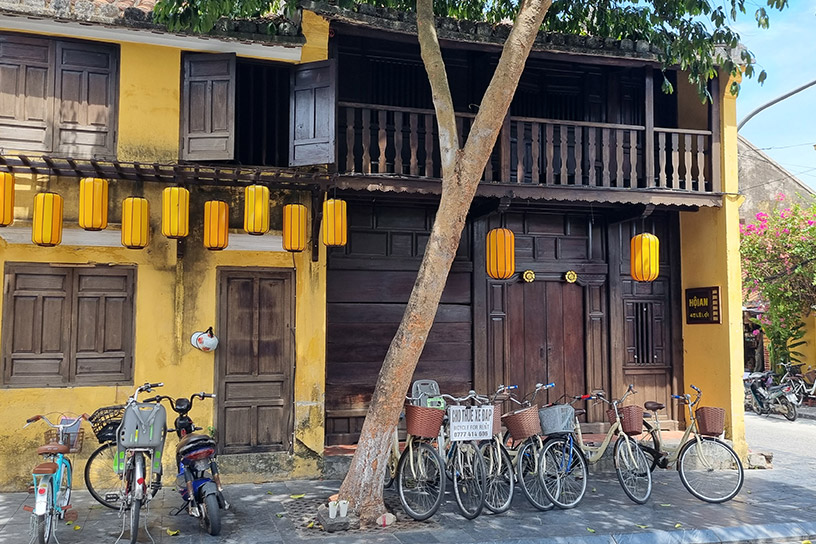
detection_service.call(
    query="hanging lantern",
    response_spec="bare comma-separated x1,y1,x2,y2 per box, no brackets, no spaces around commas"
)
78,177,108,231
244,185,270,235
631,232,659,282
283,203,308,252
486,228,515,280
121,197,149,249
32,192,63,247
0,172,14,227
204,200,229,250
322,199,347,247
161,186,190,239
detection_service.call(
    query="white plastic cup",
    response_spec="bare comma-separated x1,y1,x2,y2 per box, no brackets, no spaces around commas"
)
328,501,338,519
338,499,349,517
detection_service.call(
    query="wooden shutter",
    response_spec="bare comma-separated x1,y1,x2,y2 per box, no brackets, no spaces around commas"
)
1,264,71,386
289,59,336,166
0,33,55,152
72,268,134,384
181,53,236,160
54,40,118,159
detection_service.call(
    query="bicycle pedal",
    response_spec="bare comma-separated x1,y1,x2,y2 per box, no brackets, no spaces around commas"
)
104,493,119,502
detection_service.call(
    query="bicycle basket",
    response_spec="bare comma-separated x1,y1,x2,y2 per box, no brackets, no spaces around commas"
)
491,400,503,436
501,405,541,441
44,426,84,453
606,405,644,436
404,404,445,438
89,405,124,442
695,406,725,437
539,404,575,435
805,370,816,385
117,402,167,450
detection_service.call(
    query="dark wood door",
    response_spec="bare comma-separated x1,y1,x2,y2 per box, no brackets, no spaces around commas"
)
488,279,585,407
216,269,293,454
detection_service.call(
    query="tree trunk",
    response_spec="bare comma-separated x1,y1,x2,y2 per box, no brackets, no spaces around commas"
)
338,0,552,526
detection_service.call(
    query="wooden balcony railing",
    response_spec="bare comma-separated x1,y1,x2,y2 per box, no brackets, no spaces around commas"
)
338,102,719,194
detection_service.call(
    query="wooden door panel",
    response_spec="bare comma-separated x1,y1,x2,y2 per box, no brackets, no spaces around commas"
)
258,278,287,374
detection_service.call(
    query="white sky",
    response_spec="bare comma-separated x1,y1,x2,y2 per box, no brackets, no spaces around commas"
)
732,2,816,190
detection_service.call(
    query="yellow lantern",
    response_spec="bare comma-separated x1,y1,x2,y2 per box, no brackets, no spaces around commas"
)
244,185,270,235
78,177,108,231
161,186,190,239
122,197,149,249
0,172,14,227
283,203,308,252
486,228,515,280
32,192,63,247
204,200,229,250
631,232,659,282
322,199,347,247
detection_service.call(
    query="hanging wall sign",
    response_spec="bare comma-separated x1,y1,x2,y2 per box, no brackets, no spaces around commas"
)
686,287,720,324
447,405,494,441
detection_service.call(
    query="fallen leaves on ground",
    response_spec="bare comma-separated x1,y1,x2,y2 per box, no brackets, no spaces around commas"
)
586,527,596,533
290,493,306,499
635,524,648,529
166,529,180,536
675,523,682,528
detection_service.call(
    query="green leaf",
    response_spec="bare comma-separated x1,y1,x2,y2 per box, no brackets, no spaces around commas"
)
290,494,306,499
587,527,596,533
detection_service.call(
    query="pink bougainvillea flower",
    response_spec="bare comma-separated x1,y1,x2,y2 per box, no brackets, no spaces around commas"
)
776,193,786,201
756,212,769,222
752,329,760,336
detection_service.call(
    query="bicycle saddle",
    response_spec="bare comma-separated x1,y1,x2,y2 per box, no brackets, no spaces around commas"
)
644,401,665,412
37,443,69,455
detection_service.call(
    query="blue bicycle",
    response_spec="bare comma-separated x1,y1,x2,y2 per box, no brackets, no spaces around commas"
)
24,413,88,544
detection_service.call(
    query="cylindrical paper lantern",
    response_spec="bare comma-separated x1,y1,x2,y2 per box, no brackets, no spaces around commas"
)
283,203,308,252
32,192,63,247
631,233,659,282
322,199,347,247
161,187,190,239
486,228,515,279
122,197,149,249
0,172,14,227
244,185,270,235
78,177,108,231
204,200,229,250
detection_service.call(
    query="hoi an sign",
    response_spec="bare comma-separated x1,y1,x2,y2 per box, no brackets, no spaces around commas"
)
686,287,720,324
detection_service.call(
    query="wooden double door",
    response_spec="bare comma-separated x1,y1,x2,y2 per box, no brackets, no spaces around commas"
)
216,269,293,454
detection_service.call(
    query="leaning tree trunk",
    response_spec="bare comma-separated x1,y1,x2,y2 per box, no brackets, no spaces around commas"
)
338,0,553,525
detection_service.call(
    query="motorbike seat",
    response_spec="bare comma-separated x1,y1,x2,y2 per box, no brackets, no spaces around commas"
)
177,433,215,451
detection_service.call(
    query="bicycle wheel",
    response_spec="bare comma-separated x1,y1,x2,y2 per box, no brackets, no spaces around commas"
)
479,440,514,514
613,435,652,504
85,442,122,509
539,436,587,509
397,441,445,521
451,441,486,519
57,459,72,515
383,453,397,489
516,439,554,511
638,420,662,472
33,479,55,544
129,498,141,544
677,436,744,503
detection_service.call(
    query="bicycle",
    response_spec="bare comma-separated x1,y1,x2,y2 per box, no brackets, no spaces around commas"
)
779,362,816,406
437,390,489,519
24,413,88,544
638,384,744,503
571,384,652,504
85,404,125,509
536,396,589,509
478,385,517,514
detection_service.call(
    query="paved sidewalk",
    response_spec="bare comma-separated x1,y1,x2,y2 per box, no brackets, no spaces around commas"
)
1,464,815,544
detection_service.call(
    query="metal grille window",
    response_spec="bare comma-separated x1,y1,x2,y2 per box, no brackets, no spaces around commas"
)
624,300,665,367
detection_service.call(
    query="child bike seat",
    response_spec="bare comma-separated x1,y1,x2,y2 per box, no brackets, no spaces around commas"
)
411,380,440,407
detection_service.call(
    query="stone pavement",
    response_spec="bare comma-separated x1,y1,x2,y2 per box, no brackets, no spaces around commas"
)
1,462,815,544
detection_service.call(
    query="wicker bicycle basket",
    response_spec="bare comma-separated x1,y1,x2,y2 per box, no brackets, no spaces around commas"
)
44,429,84,453
89,405,124,443
501,405,541,441
695,406,725,437
606,405,644,436
491,401,503,436
539,404,575,435
804,369,816,385
404,404,445,438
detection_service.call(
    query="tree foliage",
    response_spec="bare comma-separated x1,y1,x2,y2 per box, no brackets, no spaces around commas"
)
153,0,787,100
741,194,816,367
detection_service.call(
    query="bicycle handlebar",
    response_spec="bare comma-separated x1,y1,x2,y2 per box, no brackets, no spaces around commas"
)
24,413,88,429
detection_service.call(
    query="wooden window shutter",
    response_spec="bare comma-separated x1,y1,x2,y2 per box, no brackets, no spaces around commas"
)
0,33,55,153
289,59,336,166
1,264,71,386
181,53,236,160
72,268,134,384
54,40,118,159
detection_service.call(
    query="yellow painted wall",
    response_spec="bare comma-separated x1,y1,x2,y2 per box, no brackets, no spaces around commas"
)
798,312,816,371
679,72,746,457
301,10,330,63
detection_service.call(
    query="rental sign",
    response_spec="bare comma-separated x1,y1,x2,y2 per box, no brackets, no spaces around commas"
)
448,405,494,441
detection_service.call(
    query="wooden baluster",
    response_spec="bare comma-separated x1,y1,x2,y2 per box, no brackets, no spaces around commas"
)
425,114,434,177
531,123,540,184
697,134,706,190
574,127,583,185
378,110,388,173
587,127,596,185
560,125,569,183
601,128,610,187
394,112,403,175
657,132,667,187
684,133,693,190
345,108,355,173
517,121,525,183
362,108,371,174
629,130,638,187
409,113,419,176
615,129,624,187
545,123,554,185
671,133,680,188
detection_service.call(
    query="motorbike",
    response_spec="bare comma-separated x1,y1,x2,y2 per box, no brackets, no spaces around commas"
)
743,371,798,421
144,391,227,536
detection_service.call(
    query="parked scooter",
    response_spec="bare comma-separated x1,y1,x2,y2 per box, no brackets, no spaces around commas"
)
144,391,227,535
743,371,798,421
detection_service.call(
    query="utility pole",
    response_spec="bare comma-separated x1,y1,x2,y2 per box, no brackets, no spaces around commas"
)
738,78,816,131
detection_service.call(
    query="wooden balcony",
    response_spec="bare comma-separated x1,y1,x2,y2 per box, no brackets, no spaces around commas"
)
338,102,721,203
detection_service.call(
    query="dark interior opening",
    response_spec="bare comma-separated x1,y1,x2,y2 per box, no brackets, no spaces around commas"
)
235,59,290,167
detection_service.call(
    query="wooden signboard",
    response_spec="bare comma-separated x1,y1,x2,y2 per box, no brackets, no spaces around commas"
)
686,287,720,324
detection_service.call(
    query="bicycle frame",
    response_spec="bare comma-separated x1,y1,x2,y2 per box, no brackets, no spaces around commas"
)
31,454,71,518
642,386,708,466
574,387,640,466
